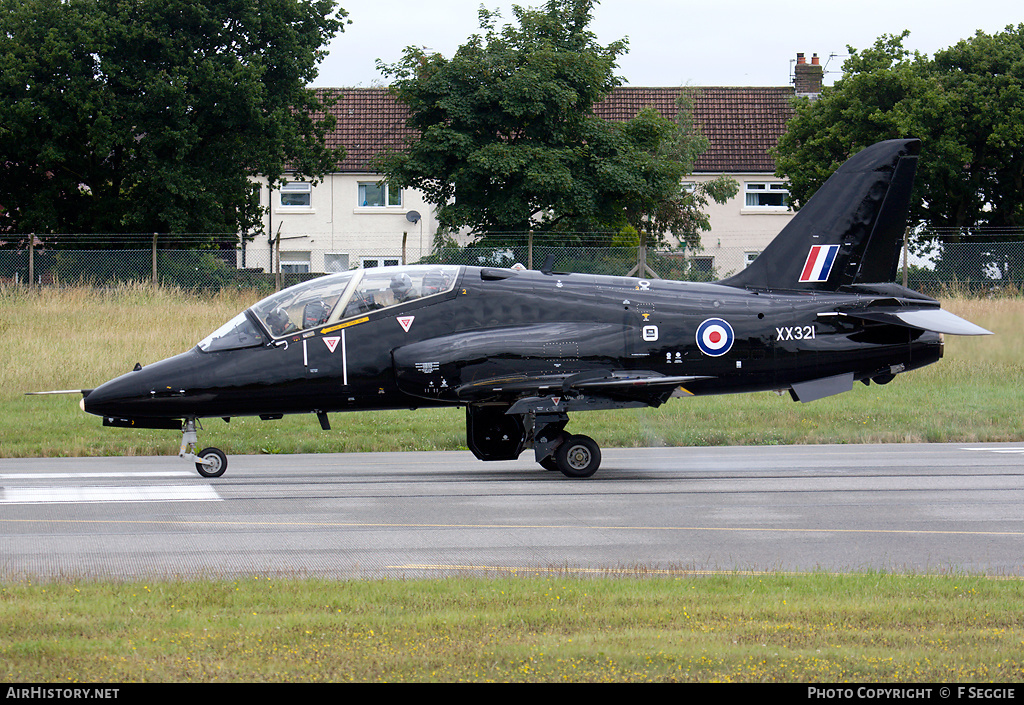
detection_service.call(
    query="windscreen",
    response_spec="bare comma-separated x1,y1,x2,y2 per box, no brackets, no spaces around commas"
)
197,312,266,352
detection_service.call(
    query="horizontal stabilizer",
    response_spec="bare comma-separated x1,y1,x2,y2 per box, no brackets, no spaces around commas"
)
827,308,992,336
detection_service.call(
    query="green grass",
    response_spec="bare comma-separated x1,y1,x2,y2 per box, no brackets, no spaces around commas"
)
2,285,1022,457
2,573,1023,683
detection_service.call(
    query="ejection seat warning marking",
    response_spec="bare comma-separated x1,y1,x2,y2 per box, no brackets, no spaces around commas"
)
397,316,415,332
323,336,340,353
322,317,368,334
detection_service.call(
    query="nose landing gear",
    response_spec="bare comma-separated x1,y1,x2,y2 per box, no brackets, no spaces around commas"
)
179,419,228,478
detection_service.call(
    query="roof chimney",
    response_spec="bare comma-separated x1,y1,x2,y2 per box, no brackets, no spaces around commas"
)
794,52,823,97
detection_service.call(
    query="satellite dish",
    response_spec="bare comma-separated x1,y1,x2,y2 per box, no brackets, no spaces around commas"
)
406,210,421,223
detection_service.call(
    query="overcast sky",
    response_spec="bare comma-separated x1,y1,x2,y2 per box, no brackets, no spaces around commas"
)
309,0,1021,89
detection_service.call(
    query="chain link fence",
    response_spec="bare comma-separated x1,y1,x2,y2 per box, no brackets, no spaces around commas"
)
2,230,1023,295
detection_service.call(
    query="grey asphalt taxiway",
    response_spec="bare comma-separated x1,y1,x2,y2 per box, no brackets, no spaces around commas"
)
1,443,1022,580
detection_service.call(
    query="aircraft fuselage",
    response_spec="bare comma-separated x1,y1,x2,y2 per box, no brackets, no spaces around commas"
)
83,265,942,423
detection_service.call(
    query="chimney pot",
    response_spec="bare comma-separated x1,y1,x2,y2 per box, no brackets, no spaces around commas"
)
794,52,823,96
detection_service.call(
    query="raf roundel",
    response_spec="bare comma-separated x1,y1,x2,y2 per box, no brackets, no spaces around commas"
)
696,318,734,357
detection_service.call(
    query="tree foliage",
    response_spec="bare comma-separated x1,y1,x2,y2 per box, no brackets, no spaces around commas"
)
375,0,729,249
0,0,347,244
774,26,1024,236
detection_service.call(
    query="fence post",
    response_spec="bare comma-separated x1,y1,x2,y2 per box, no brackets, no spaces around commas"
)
274,227,282,291
27,233,34,286
152,233,158,287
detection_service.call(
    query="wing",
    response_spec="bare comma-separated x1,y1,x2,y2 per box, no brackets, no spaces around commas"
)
456,370,713,411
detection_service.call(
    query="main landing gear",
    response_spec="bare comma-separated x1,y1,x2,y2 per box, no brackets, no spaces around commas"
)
466,406,603,478
538,433,602,477
179,418,227,478
552,433,602,478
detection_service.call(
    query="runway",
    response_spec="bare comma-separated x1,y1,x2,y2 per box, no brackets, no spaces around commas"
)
1,443,1023,580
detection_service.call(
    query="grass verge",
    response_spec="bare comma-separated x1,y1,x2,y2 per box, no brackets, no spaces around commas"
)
2,572,1023,683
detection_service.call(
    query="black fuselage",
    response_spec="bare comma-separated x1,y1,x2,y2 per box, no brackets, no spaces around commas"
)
82,266,942,422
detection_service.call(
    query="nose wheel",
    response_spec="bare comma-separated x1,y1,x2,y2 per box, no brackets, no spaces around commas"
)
194,447,227,478
179,419,228,477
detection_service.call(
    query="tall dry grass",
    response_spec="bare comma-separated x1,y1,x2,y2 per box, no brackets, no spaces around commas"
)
1,283,260,393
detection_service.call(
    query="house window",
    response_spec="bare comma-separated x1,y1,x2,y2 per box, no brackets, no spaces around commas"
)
280,251,310,274
692,256,714,275
358,181,402,207
324,253,350,273
279,181,312,207
361,256,401,268
745,182,789,208
745,251,761,267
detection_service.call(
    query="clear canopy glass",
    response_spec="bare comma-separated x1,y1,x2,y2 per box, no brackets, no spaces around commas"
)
198,265,460,351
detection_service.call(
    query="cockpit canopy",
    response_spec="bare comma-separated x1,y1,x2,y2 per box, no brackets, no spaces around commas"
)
198,265,461,352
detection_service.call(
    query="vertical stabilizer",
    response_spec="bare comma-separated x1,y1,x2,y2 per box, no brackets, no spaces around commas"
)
718,139,921,291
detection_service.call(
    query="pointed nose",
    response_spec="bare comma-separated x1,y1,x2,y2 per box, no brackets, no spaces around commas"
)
82,350,201,419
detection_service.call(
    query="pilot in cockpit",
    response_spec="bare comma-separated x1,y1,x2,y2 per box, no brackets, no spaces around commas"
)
390,272,419,303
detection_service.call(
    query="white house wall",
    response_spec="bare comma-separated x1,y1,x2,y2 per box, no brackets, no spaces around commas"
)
687,172,796,278
245,173,441,273
244,171,795,277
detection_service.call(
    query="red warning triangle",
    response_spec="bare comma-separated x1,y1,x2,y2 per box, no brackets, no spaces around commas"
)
322,336,340,353
397,316,415,332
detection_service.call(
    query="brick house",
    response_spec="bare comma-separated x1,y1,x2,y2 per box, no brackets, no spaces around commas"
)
246,54,822,277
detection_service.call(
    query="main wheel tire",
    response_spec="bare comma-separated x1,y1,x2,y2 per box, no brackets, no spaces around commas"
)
554,434,601,478
195,447,227,478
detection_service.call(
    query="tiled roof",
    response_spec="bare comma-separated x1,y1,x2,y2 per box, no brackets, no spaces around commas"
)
595,87,796,173
315,85,795,174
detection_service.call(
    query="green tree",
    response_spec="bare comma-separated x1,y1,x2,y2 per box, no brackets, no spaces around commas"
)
614,95,737,252
375,0,727,250
774,26,1024,233
0,0,347,245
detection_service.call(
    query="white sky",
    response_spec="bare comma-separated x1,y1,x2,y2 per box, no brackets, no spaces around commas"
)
309,0,1022,89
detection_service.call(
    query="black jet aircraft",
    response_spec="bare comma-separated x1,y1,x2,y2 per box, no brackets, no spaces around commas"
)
45,139,992,478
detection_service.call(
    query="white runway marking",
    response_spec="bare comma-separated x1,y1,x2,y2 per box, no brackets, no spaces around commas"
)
0,471,194,480
1,485,222,504
962,447,1024,454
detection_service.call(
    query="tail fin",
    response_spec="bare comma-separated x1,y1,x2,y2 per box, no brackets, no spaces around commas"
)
718,138,921,292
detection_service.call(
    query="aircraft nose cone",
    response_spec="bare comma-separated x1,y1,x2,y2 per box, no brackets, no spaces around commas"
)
81,371,149,417
82,350,202,419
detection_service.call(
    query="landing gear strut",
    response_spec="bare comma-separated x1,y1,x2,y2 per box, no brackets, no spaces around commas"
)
179,418,227,478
